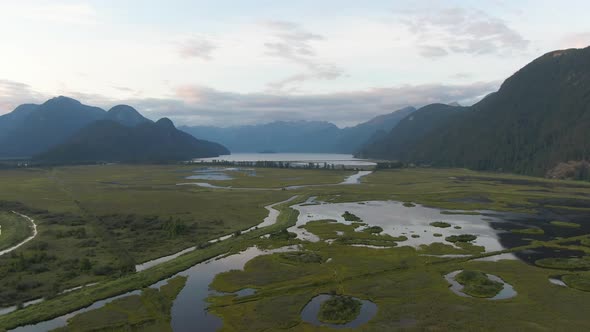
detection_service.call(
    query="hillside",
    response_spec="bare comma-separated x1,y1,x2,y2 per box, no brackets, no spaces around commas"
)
360,46,590,176
358,104,465,160
35,118,229,163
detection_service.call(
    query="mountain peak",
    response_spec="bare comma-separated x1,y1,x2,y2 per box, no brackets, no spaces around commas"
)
108,104,138,113
156,117,176,130
107,105,151,127
44,96,82,106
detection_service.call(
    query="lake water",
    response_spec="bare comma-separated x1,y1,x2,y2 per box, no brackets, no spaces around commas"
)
193,153,376,167
289,200,514,253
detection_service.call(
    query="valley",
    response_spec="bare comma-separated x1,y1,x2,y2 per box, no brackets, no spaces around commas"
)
2,2,590,330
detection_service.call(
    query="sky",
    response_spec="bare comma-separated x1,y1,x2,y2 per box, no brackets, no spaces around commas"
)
1,0,589,128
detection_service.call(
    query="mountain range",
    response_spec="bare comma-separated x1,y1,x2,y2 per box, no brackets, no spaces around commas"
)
0,96,229,163
180,106,416,153
1,46,589,175
359,46,590,177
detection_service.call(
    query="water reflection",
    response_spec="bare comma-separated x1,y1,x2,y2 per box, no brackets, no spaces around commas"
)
290,200,512,253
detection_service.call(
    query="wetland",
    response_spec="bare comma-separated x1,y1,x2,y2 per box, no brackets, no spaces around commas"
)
0,165,590,331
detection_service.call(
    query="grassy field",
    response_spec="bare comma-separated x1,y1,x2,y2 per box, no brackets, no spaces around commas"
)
0,165,302,308
1,165,590,330
0,212,32,252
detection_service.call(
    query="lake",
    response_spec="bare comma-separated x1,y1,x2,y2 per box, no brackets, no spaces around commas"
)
192,153,376,167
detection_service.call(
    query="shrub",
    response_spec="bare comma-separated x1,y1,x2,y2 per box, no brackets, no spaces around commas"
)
430,221,451,228
318,295,362,324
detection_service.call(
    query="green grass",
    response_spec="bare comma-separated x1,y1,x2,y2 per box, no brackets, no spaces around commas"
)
0,212,32,251
317,295,362,324
455,270,504,298
562,273,590,292
280,252,323,264
535,256,590,269
550,221,581,228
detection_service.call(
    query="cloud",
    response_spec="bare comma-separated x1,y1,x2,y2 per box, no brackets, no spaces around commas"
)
261,20,344,91
0,80,46,113
147,80,499,127
0,3,98,25
178,37,217,60
398,7,529,58
419,46,448,58
560,32,590,49
450,72,473,80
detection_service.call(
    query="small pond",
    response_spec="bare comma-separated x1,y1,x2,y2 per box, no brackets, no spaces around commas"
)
300,294,377,329
185,167,256,181
444,270,517,300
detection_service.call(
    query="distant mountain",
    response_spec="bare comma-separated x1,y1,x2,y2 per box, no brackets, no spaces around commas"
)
180,107,416,153
0,96,105,158
0,104,39,141
334,106,416,152
359,46,590,176
35,118,229,163
0,96,229,162
358,104,465,160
